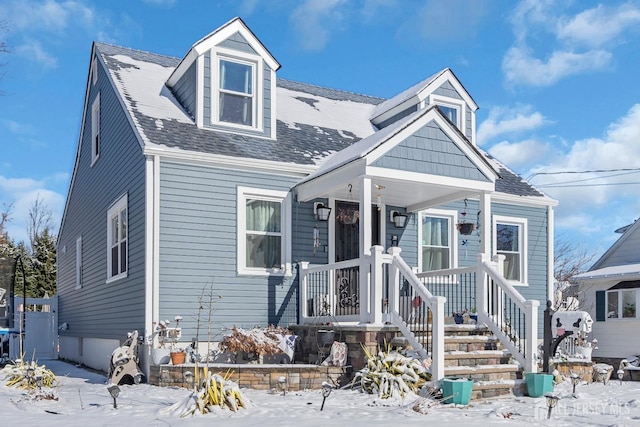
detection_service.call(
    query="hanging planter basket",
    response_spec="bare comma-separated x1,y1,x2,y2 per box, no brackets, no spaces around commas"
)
456,222,475,235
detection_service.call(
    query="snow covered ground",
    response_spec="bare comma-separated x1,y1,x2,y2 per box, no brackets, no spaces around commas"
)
2,360,640,426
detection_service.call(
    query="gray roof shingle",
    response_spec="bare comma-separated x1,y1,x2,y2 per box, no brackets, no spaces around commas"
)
95,42,546,199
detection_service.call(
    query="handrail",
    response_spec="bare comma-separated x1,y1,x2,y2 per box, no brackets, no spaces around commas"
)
304,258,360,273
298,247,539,379
476,254,539,373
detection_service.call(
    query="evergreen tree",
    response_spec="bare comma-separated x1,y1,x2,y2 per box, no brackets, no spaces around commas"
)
30,228,57,297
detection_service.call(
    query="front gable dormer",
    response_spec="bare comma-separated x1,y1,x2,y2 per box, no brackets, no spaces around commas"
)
370,68,478,145
166,17,280,138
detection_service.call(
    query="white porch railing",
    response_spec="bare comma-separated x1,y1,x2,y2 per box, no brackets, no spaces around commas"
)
298,246,540,380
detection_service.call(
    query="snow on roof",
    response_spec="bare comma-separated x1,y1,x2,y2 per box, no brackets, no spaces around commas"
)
369,69,444,120
300,106,434,184
575,263,640,282
109,54,192,145
277,87,377,140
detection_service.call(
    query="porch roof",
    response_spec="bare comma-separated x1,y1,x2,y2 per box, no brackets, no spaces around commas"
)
294,105,499,211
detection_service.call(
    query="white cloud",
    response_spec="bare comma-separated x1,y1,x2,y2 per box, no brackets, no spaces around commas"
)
290,0,346,51
557,2,640,48
488,138,552,169
522,104,640,224
0,175,65,244
2,119,35,135
503,0,639,87
502,46,611,87
477,105,549,145
15,40,58,68
3,0,96,33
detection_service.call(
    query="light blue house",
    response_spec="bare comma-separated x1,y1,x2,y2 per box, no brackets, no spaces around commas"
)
57,17,557,378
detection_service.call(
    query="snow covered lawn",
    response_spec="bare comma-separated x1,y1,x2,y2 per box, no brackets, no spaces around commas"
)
2,360,640,426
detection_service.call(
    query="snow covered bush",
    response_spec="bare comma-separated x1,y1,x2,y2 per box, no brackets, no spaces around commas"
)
352,344,432,399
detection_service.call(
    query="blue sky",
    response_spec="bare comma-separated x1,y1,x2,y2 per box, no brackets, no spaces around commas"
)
1,0,639,261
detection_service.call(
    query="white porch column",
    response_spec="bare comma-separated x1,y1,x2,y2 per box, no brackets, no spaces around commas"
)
476,253,489,319
387,247,402,321
359,176,372,256
524,299,540,373
480,191,491,255
369,246,385,325
358,176,373,324
430,295,446,381
298,262,310,323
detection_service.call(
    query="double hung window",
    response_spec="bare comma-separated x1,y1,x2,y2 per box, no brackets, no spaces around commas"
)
237,187,290,275
219,58,254,126
419,210,456,272
494,216,527,284
107,194,127,282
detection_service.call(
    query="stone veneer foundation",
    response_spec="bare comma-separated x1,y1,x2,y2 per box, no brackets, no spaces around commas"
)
149,363,351,390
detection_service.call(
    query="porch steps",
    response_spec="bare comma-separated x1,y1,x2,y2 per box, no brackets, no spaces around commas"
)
395,324,526,400
443,324,525,400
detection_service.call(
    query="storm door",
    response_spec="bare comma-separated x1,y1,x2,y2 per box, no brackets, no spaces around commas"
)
333,202,381,315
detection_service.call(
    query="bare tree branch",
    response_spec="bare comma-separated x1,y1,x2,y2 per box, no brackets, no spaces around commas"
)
554,235,597,285
27,195,54,250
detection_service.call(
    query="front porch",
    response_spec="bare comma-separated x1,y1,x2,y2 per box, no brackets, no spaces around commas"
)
298,247,540,380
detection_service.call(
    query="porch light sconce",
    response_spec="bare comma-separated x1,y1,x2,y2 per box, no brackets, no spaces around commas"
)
390,210,408,228
314,202,332,221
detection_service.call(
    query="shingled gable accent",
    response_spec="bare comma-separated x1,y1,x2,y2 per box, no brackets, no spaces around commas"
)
166,17,280,88
295,104,498,206
370,68,478,130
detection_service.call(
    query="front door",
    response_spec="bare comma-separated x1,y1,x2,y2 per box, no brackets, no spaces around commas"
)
333,202,381,316
334,202,381,262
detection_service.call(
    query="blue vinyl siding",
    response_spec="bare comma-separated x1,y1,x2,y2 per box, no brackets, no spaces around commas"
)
57,55,146,340
158,161,301,339
172,61,197,119
377,105,418,129
372,120,490,182
492,202,549,334
217,32,258,55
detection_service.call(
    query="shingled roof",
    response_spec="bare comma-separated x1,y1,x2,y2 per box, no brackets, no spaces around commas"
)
95,42,547,199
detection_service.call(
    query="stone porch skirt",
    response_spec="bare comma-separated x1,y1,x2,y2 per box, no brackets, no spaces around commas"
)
149,363,352,391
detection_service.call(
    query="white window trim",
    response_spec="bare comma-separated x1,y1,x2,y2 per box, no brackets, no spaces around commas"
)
237,186,291,277
91,92,100,166
75,236,83,289
418,208,458,272
605,288,639,320
211,48,264,132
106,194,128,283
429,94,465,130
493,215,528,286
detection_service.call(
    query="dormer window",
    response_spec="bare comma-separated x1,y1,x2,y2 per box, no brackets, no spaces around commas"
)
438,104,458,127
215,55,259,129
430,94,464,130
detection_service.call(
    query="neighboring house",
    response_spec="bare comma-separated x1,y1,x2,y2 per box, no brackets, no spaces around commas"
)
575,218,640,361
56,17,557,374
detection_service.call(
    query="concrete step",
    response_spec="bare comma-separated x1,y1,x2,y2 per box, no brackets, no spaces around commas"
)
445,363,522,382
444,349,512,367
471,378,527,400
444,334,503,352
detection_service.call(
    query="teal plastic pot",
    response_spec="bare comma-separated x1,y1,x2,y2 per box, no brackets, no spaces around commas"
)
441,377,474,405
525,373,554,397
